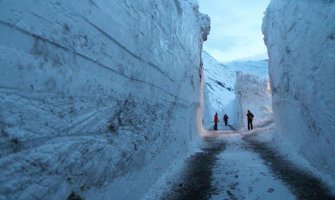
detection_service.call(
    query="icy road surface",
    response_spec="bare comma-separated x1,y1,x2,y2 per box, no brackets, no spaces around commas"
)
161,126,334,200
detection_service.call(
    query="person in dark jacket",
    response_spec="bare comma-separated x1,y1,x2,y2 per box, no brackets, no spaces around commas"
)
223,114,228,126
247,110,254,130
214,113,219,130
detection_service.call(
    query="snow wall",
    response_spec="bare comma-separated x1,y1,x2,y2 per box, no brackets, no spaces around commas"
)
263,1,335,183
0,1,210,199
234,72,272,131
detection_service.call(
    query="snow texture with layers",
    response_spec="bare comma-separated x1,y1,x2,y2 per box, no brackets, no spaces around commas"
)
0,1,210,199
263,0,335,189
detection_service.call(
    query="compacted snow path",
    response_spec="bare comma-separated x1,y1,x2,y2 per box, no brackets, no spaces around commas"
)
161,126,334,200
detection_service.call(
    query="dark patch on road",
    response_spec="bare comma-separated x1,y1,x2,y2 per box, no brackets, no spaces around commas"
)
244,135,335,200
67,191,83,200
162,139,225,200
226,189,237,200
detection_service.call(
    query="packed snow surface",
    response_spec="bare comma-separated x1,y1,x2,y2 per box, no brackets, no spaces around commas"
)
263,0,335,188
0,0,210,199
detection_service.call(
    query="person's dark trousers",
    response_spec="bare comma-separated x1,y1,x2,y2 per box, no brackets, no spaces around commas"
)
214,122,218,130
224,121,227,126
248,120,253,130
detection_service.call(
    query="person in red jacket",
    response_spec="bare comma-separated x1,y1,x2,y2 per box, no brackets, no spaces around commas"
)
214,113,219,130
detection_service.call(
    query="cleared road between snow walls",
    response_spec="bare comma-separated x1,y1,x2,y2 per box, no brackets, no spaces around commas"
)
263,0,335,187
0,1,210,199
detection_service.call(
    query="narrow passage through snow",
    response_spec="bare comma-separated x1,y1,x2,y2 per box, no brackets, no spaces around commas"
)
161,126,334,200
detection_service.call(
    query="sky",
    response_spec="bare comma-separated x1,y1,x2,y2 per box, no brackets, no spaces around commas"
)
198,0,271,63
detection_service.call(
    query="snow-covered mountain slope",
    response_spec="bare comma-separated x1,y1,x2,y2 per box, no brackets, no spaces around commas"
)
0,1,210,199
263,0,335,187
202,51,271,131
202,51,235,129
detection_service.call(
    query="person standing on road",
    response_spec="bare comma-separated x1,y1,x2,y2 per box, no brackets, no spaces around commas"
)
247,110,254,130
223,114,228,126
214,113,219,130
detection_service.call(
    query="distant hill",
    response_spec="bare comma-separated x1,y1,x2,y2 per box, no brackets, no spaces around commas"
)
224,59,269,78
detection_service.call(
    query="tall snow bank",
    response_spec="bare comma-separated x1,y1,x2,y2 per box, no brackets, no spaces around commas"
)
234,72,272,130
0,1,210,199
263,0,335,184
